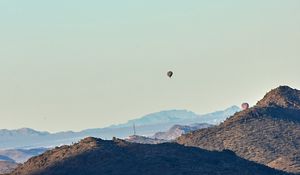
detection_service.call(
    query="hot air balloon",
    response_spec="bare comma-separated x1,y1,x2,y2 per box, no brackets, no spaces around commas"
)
241,103,249,110
167,71,173,78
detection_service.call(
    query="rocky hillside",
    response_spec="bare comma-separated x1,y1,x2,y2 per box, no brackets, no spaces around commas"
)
126,123,213,144
177,86,300,174
153,123,213,140
9,137,289,175
125,135,168,144
257,86,300,109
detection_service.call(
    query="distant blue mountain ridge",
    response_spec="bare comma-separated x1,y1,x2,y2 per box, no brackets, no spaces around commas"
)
0,106,240,149
110,105,240,128
109,109,199,128
0,128,50,137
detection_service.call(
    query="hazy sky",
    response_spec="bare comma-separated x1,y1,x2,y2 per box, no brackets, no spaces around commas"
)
0,1,299,132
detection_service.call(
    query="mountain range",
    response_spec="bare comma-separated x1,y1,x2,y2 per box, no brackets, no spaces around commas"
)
4,85,300,175
0,148,48,163
0,106,239,149
0,161,18,175
153,123,213,140
0,148,48,174
125,123,213,144
0,122,212,174
111,110,199,127
177,86,300,174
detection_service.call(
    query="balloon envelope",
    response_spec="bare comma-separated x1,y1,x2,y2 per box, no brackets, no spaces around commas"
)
167,71,173,78
241,103,249,110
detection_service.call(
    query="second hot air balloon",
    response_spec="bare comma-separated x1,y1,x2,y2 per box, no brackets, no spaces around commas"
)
241,103,249,110
167,71,173,78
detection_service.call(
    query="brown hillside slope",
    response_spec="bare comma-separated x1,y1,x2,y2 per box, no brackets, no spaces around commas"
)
177,86,300,174
9,137,290,175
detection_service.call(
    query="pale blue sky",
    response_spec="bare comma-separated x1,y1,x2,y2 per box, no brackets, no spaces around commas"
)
0,1,299,132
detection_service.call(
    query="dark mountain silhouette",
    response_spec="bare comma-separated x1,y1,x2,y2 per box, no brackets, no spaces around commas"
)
177,86,300,174
9,137,290,175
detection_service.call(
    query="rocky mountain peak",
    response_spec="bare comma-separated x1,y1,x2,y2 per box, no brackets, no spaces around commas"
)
177,85,300,173
257,86,300,109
